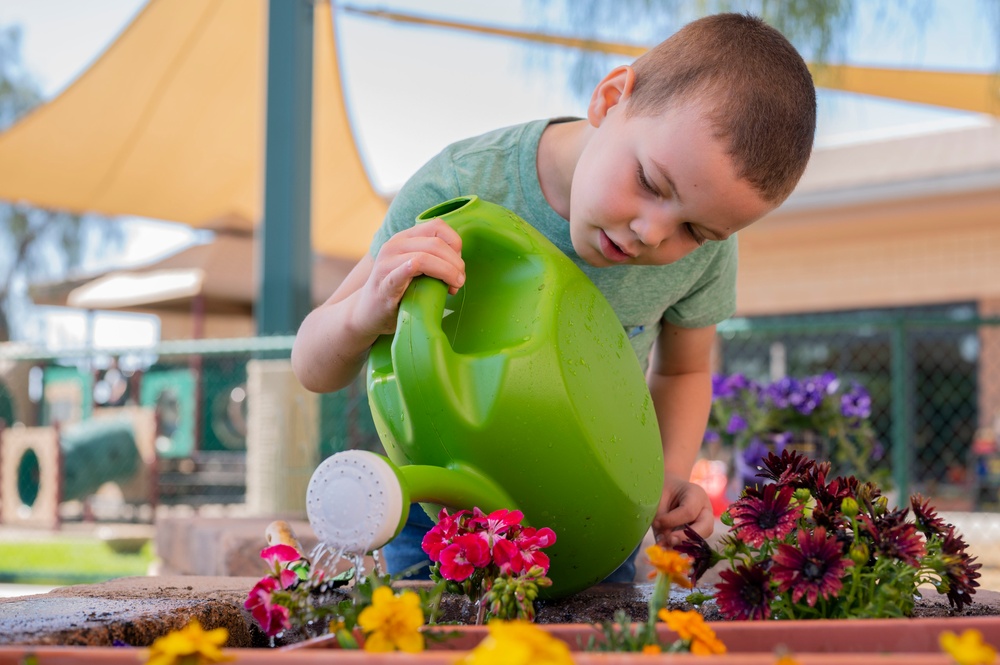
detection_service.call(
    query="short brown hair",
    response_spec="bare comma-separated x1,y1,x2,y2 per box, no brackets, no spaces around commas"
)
627,13,816,203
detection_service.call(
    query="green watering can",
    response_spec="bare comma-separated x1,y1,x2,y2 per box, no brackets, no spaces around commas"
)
306,196,663,597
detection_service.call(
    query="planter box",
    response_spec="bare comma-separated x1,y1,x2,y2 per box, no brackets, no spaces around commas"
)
285,615,1000,661
0,645,986,664
1,616,997,664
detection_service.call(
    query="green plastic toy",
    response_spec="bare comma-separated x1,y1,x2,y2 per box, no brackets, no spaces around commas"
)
306,196,663,597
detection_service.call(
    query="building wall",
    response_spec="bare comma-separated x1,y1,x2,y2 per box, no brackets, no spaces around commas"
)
736,188,1000,316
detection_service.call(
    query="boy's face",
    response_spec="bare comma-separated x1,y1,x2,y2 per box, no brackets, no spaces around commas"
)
569,90,776,268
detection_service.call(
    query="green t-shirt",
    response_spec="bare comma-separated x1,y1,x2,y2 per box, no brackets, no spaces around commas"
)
371,119,738,372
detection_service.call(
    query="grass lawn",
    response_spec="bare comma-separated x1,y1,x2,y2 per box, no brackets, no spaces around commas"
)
0,538,155,585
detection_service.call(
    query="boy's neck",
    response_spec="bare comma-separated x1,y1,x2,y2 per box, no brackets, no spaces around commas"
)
537,119,590,221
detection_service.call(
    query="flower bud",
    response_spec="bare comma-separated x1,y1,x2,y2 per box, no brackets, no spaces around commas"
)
720,511,734,527
873,496,888,516
841,497,859,517
849,543,869,566
793,488,813,504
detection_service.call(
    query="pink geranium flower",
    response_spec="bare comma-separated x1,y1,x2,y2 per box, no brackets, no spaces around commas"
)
438,533,491,581
244,576,292,637
421,509,465,562
470,508,524,547
495,526,556,574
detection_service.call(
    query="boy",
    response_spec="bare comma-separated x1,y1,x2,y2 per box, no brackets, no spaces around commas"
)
292,13,816,580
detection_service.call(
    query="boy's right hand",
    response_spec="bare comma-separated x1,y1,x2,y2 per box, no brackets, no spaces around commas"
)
354,218,465,336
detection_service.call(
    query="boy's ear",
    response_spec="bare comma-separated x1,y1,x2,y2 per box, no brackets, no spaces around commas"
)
587,65,636,126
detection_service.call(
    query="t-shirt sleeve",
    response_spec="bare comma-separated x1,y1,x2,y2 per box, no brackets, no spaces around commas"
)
663,235,739,329
370,150,463,258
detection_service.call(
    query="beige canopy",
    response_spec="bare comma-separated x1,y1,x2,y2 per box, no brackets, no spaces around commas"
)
2,0,993,263
0,0,386,260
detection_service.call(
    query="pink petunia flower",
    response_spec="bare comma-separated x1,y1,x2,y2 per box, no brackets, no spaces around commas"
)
261,544,301,565
438,533,491,581
244,576,292,637
259,544,301,588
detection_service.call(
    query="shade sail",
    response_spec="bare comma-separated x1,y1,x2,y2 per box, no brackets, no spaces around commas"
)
0,0,386,260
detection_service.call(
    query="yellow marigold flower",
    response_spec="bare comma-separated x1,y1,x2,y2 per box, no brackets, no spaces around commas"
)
658,609,726,655
146,619,232,665
940,629,997,665
642,643,662,654
358,586,425,653
457,619,575,665
645,544,693,588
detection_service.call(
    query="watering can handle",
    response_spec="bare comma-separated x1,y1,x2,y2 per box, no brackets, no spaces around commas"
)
393,197,511,427
394,272,487,426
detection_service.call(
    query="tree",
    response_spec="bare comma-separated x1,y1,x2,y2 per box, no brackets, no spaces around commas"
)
0,24,124,342
519,0,960,100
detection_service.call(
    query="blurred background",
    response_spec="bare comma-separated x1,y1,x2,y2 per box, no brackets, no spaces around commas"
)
0,0,997,588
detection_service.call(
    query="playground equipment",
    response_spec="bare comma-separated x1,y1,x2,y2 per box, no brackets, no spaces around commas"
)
307,196,664,597
0,407,156,527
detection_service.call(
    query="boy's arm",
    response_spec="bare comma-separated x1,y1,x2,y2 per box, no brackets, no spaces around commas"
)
291,219,466,393
647,320,717,546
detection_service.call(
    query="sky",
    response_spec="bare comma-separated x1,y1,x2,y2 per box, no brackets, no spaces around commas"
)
1,1,995,226
0,0,996,345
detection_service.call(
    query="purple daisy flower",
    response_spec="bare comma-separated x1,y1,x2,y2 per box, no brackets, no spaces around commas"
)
730,483,803,547
940,526,981,611
772,527,851,606
673,526,723,585
715,562,774,620
859,510,926,567
757,449,815,487
910,494,949,538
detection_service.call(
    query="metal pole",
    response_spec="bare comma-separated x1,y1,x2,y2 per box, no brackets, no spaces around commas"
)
890,321,910,498
257,0,314,336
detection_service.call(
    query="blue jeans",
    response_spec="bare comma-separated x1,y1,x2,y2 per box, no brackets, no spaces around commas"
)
381,504,640,583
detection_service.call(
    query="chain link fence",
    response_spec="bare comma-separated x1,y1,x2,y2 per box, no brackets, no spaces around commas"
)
716,303,1000,510
1,302,998,522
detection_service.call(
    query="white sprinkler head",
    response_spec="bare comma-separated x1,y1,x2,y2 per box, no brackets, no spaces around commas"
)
306,450,405,554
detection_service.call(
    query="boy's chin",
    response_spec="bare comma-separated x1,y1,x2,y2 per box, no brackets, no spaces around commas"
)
573,244,609,268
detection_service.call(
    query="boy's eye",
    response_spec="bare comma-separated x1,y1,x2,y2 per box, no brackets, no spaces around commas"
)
636,166,660,196
684,223,707,247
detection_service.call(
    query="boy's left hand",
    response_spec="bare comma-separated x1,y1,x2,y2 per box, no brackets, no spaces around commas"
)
652,472,714,547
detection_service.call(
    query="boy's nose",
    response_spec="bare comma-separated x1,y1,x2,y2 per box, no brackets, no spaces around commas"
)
629,215,674,248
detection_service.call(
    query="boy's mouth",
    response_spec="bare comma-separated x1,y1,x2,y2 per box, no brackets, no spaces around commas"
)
599,231,632,263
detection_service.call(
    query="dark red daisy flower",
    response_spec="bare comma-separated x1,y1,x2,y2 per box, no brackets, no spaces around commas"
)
715,562,773,620
910,494,949,539
730,483,802,547
939,526,981,611
771,527,851,606
815,474,860,507
810,495,852,534
859,512,926,567
756,449,815,487
803,460,833,495
673,526,723,585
